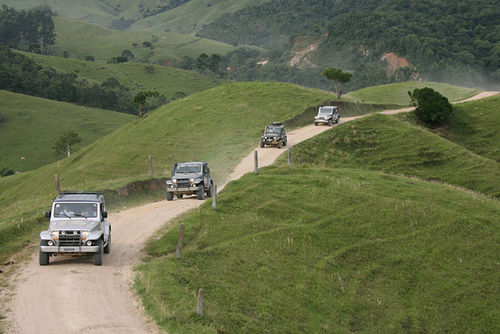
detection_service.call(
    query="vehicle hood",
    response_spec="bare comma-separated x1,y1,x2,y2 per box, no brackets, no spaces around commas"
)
173,172,202,179
49,220,101,231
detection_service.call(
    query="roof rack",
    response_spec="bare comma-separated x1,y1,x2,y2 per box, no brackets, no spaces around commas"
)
58,191,102,196
271,122,282,126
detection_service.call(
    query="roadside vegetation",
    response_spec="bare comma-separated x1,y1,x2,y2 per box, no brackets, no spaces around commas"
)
1,82,386,263
0,90,134,172
137,166,500,333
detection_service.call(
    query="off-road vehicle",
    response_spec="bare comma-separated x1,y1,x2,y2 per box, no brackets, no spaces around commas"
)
39,191,111,266
260,122,287,148
314,106,340,126
166,161,213,201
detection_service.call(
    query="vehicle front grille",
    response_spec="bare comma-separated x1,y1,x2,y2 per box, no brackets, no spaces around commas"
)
176,179,190,187
59,230,81,246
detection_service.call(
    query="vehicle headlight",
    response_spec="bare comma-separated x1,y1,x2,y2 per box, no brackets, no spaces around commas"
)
81,231,89,240
51,230,59,240
172,178,177,184
47,240,54,246
86,240,93,246
190,178,195,184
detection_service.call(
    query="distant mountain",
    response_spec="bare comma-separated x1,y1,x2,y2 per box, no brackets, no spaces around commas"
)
197,0,500,86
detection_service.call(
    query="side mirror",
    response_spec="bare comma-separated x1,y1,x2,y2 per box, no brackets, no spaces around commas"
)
171,163,178,177
102,211,108,219
45,211,51,219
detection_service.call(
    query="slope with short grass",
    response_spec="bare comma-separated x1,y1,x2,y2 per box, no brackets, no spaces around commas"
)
278,113,500,198
1,82,388,262
136,166,500,333
50,17,237,64
348,82,480,105
23,51,222,100
430,94,500,162
0,90,135,172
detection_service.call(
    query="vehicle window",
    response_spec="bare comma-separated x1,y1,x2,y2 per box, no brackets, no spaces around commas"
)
54,203,98,218
265,127,282,135
319,107,334,114
176,164,201,174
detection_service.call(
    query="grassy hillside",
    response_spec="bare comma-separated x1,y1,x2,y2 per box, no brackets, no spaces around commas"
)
23,51,222,99
347,82,480,105
50,17,236,64
0,90,134,172
430,94,500,162
1,82,385,262
136,166,500,333
130,0,267,34
278,113,499,198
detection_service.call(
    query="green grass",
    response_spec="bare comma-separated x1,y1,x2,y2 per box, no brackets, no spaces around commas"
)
23,51,222,99
130,0,268,34
50,17,237,63
1,82,381,262
0,90,134,172
278,113,500,198
430,94,500,162
136,166,500,333
348,81,480,105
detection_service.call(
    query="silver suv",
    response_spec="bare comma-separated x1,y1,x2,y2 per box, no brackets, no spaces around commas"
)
166,161,214,200
39,192,111,266
314,106,340,126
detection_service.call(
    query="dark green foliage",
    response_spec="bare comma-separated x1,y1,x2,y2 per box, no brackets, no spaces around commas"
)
53,131,81,157
0,167,14,177
141,0,191,19
133,90,160,117
0,47,135,113
411,88,453,125
84,55,95,61
0,5,55,53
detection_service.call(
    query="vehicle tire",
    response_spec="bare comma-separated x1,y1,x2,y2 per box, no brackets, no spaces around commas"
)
197,184,205,200
166,191,174,201
277,141,282,149
336,117,340,124
94,239,103,266
104,233,111,254
39,242,49,265
314,122,318,126
176,193,183,199
206,182,213,198
260,141,264,148
328,120,333,126
283,139,287,146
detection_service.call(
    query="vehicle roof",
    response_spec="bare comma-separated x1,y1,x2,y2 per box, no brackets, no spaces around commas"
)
177,161,207,165
319,106,338,111
54,192,104,203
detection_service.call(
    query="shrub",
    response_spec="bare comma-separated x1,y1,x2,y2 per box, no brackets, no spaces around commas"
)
409,87,453,125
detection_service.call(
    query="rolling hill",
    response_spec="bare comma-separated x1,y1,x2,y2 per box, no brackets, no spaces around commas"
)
0,90,135,172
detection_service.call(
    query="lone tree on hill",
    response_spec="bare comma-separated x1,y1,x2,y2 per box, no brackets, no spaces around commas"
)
53,131,81,157
322,67,352,98
408,87,453,125
133,90,159,117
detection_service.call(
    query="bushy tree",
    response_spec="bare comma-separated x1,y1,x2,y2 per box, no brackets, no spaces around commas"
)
53,131,81,157
409,87,453,125
133,90,159,117
322,67,352,98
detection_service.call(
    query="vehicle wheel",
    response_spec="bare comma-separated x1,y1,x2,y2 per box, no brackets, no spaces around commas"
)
104,233,111,254
283,139,287,146
176,193,183,199
206,182,213,198
260,141,264,148
328,120,333,126
166,191,174,201
277,141,282,149
94,239,103,266
314,122,318,126
39,242,49,265
336,117,340,124
197,184,205,200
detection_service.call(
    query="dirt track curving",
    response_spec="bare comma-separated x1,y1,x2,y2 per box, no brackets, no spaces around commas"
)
4,91,498,333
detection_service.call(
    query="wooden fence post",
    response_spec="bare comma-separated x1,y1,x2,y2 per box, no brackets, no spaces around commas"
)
287,147,291,165
254,150,258,174
212,184,217,209
148,155,153,177
175,223,185,259
197,288,204,316
55,174,60,195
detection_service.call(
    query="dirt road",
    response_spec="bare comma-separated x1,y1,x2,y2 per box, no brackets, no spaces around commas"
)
5,91,497,333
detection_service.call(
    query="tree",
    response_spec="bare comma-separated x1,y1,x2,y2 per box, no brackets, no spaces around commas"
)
133,90,159,117
53,131,81,157
322,67,352,98
408,87,453,125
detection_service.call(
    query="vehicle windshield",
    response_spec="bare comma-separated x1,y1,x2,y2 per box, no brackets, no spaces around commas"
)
319,107,334,115
54,203,98,218
265,127,282,135
175,164,202,174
